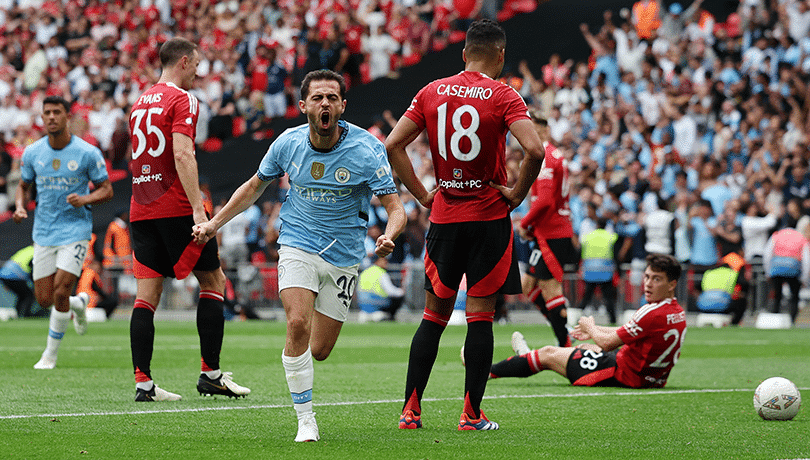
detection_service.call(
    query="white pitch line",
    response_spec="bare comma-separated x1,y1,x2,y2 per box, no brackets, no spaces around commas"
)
2,387,791,420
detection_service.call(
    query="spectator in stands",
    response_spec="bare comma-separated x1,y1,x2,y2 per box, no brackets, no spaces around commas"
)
363,24,400,81
263,44,289,121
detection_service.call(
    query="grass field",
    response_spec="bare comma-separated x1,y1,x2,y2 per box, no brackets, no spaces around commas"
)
1,316,808,459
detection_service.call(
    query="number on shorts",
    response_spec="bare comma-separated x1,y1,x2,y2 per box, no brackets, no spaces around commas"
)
579,349,603,371
336,275,356,307
528,248,542,266
73,243,87,264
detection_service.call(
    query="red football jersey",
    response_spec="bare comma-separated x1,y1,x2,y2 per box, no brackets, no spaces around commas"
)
520,142,573,240
403,71,530,224
129,82,199,222
615,297,687,388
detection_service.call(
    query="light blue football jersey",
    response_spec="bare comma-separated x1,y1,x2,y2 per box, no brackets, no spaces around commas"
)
20,135,108,246
257,120,397,267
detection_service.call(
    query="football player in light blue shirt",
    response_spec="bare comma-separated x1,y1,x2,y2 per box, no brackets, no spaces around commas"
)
193,70,405,442
13,96,113,369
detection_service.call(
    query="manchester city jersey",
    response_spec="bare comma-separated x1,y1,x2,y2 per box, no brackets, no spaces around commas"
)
257,120,397,267
20,135,108,246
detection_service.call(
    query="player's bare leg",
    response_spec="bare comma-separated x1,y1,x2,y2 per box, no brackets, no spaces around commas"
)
281,287,320,441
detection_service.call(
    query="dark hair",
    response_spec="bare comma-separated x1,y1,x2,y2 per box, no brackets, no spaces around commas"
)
159,37,197,68
646,253,682,282
300,69,346,100
42,95,71,113
464,19,506,58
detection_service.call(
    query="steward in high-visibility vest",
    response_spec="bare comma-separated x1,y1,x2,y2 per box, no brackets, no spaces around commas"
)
357,256,404,322
697,252,747,325
578,220,620,324
581,227,618,283
0,245,38,317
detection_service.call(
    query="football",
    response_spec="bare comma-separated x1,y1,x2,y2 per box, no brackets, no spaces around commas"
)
753,377,802,421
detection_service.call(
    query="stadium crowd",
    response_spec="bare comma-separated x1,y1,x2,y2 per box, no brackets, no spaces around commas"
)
2,0,810,323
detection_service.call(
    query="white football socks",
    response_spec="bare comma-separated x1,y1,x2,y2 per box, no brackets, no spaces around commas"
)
282,347,314,419
44,307,70,357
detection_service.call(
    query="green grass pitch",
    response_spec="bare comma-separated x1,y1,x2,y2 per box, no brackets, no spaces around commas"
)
1,318,807,459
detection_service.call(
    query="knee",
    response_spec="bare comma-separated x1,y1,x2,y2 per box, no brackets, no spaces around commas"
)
286,315,310,338
311,346,332,361
537,345,556,362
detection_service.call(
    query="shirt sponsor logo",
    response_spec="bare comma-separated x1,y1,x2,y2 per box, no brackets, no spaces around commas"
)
311,162,325,180
293,184,353,203
132,173,163,184
438,178,483,189
37,175,81,191
335,167,351,183
453,169,462,179
142,165,151,174
436,84,494,100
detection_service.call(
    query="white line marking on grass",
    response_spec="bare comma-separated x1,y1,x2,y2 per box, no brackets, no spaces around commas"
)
5,387,797,420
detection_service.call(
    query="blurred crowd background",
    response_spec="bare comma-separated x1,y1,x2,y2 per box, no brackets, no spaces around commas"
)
1,0,810,325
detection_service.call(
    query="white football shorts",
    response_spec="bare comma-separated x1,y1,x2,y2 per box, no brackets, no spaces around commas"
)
277,245,359,322
33,240,89,281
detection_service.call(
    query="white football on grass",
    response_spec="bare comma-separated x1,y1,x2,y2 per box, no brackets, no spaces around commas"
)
753,377,802,421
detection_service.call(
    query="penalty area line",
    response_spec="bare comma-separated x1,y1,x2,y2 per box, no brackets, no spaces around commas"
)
0,387,764,420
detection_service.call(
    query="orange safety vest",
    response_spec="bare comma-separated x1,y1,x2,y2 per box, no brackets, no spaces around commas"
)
103,219,132,272
77,266,101,310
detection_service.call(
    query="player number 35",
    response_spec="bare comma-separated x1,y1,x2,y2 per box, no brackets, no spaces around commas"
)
130,108,166,160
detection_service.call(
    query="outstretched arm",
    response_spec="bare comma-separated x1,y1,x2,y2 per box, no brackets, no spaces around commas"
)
571,315,624,351
193,174,272,244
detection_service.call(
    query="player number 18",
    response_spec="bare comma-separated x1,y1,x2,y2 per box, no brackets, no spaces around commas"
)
436,103,481,162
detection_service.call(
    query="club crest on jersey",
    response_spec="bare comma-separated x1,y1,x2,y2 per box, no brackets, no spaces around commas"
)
142,165,151,174
52,159,60,170
335,167,350,183
67,160,79,171
453,169,462,179
311,162,325,180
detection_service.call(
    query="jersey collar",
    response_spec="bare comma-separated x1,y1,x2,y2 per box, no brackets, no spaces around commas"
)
307,119,349,153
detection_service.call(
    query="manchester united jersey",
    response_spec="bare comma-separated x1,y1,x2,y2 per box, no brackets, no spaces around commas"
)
403,71,530,224
520,142,573,240
615,297,687,388
128,82,199,222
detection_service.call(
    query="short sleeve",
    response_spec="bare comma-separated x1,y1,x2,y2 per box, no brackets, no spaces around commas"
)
257,137,285,182
20,148,34,183
88,147,109,184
